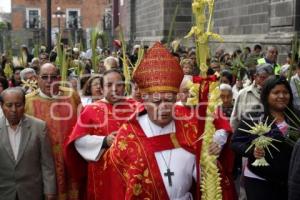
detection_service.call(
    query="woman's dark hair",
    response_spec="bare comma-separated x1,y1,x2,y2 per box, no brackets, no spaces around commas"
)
82,75,102,96
100,69,125,88
245,46,251,53
260,75,294,116
254,44,262,51
220,70,234,86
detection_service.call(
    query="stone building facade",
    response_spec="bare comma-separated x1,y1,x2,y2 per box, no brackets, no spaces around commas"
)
11,0,110,51
213,0,299,60
116,0,192,45
115,0,299,61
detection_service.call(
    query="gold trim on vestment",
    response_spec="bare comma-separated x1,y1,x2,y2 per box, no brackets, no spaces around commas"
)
140,86,179,94
170,133,180,148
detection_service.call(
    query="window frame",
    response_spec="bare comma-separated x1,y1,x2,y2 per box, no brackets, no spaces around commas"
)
66,8,81,29
25,8,41,29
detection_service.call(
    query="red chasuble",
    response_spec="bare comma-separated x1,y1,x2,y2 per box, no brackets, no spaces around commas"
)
103,115,200,200
25,87,81,200
64,98,140,200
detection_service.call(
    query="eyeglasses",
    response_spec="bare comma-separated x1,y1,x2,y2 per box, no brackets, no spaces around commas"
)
39,75,59,81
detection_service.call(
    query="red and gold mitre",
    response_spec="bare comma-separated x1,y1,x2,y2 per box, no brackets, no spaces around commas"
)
133,42,184,93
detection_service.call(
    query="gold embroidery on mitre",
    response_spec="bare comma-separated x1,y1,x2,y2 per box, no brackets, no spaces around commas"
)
140,86,179,94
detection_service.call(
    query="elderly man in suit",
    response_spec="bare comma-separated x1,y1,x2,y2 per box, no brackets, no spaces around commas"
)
0,87,56,200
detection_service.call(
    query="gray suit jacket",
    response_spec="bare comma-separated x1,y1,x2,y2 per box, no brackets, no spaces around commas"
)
0,115,56,200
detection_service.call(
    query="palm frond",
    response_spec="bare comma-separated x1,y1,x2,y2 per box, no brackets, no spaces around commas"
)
167,3,179,48
119,26,131,95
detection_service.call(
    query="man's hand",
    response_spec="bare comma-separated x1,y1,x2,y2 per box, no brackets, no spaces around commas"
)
208,142,222,156
106,131,117,147
254,147,265,159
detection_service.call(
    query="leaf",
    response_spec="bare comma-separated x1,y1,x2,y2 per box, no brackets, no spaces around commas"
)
167,4,179,47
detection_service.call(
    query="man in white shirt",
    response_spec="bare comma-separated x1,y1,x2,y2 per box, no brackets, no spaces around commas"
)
230,63,274,130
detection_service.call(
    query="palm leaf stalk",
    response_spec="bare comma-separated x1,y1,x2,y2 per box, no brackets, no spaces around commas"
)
119,26,131,95
287,34,299,81
19,48,27,68
284,107,300,146
185,1,223,200
134,46,144,72
54,33,67,86
90,28,99,73
167,4,179,48
33,44,40,58
55,33,64,70
200,81,222,200
68,31,73,48
60,50,68,87
79,38,85,52
231,55,247,81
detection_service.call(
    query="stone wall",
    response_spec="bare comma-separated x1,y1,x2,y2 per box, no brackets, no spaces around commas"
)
118,0,298,62
212,0,297,61
133,0,164,42
119,0,192,45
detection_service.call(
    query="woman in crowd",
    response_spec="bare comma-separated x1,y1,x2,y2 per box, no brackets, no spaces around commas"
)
220,70,234,86
9,66,23,87
81,75,102,106
180,58,194,75
231,76,296,200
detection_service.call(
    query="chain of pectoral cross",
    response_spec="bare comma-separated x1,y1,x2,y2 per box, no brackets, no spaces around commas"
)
147,116,175,187
160,150,174,187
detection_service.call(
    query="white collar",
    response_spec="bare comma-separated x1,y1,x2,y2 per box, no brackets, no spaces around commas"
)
138,114,175,137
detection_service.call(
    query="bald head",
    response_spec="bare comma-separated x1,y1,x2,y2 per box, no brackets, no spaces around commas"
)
39,63,59,76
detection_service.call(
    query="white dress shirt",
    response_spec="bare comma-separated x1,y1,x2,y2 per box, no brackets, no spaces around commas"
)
6,119,22,160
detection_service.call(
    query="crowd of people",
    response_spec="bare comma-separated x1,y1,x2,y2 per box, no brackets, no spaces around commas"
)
0,40,300,200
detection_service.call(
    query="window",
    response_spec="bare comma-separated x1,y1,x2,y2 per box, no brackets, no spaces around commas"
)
26,8,41,29
66,9,80,29
103,7,112,30
120,0,124,6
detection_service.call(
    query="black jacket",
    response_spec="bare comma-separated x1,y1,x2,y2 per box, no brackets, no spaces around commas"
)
288,139,300,200
231,112,293,185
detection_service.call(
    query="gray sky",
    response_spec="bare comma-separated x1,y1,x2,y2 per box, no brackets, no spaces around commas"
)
0,0,11,13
